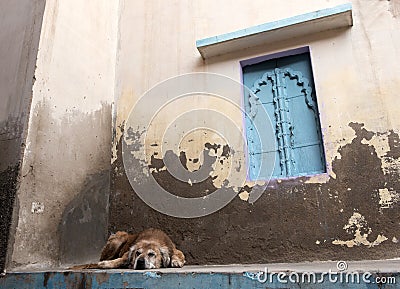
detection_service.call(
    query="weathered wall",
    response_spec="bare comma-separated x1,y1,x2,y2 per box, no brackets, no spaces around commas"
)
4,0,399,270
109,0,400,265
8,1,119,269
0,0,46,272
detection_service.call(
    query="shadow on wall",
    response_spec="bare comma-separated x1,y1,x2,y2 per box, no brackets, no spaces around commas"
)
59,171,110,265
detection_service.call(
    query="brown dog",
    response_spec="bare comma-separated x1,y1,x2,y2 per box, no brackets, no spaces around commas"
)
73,228,185,270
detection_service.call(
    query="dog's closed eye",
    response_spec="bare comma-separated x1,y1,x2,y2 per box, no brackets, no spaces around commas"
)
148,252,155,257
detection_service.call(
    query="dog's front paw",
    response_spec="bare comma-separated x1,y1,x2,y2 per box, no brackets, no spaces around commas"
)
171,259,184,268
97,260,112,269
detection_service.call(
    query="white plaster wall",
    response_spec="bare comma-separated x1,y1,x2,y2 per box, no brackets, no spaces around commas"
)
10,0,119,268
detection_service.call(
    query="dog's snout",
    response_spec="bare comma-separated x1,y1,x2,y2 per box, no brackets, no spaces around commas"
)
135,257,146,270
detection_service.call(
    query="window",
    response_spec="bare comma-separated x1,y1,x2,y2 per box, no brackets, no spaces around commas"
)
243,50,326,180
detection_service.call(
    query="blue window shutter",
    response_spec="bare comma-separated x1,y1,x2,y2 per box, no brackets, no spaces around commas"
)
244,61,280,180
243,52,326,179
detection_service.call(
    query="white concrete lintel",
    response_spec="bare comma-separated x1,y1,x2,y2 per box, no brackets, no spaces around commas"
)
196,3,353,59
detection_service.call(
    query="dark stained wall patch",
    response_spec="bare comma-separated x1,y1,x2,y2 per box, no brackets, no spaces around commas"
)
109,121,400,264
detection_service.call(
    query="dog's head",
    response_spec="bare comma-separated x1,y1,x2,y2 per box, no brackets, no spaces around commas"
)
128,241,170,269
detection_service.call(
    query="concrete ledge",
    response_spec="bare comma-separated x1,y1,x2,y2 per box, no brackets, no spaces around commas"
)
2,260,399,288
196,3,353,59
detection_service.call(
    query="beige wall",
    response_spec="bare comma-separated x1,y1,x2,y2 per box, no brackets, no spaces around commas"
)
10,0,119,268
115,0,400,186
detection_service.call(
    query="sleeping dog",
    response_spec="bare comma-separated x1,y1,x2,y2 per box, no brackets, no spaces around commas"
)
72,228,185,270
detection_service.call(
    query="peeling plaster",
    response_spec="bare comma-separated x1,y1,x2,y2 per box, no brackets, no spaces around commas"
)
332,212,388,248
111,122,125,165
138,126,246,195
325,128,356,163
305,173,330,184
378,188,399,209
360,130,400,175
238,191,249,201
361,132,390,159
143,271,161,278
31,202,44,214
150,143,232,192
148,129,238,190
112,117,400,264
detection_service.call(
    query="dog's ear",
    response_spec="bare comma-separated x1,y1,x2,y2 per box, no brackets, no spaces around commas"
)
127,245,136,265
100,231,129,261
159,246,170,268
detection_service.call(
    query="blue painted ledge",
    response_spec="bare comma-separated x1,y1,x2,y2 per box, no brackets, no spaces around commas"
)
1,260,399,289
1,270,399,289
196,3,353,59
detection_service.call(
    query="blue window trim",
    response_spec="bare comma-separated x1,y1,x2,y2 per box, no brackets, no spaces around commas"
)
196,3,352,48
240,47,310,68
196,3,352,58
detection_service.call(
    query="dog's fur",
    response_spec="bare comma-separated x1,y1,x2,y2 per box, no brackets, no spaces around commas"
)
72,228,185,270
